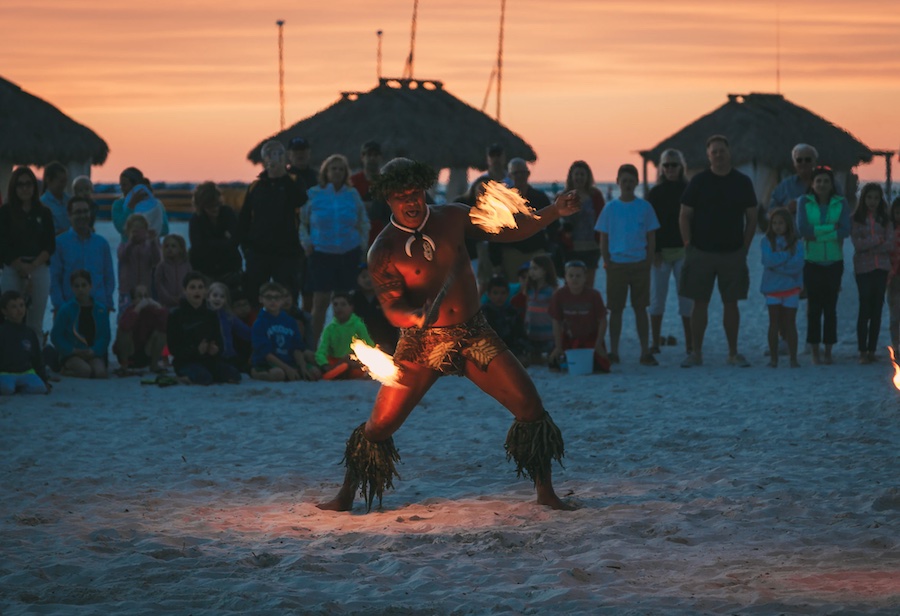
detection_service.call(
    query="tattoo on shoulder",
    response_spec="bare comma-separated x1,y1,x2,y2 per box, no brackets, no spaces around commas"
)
370,244,404,299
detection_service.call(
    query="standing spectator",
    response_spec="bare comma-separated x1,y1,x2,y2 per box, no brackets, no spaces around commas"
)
489,158,555,281
767,143,827,220
850,183,892,364
71,175,98,228
456,144,509,288
114,168,169,238
40,162,70,235
51,269,110,379
0,168,56,341
154,234,192,310
49,196,115,314
117,214,161,313
350,140,390,246
238,140,306,307
887,198,900,356
679,135,757,368
286,136,318,193
759,208,804,368
647,149,693,356
300,154,369,347
596,164,659,366
797,166,851,365
558,160,605,288
188,181,242,290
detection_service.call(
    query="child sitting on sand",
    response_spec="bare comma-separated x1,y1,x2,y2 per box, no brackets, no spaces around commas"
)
315,291,374,380
114,284,168,374
51,269,111,379
0,290,50,395
166,272,241,385
548,260,610,373
482,275,530,364
207,281,251,373
250,282,320,382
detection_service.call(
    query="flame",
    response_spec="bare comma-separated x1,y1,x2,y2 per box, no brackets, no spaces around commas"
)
888,346,900,391
351,338,403,387
470,180,539,233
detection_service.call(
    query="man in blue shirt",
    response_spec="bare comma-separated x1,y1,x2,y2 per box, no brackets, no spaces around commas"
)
49,196,115,312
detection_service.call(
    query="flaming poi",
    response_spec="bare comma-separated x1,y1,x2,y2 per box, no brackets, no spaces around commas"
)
887,346,900,391
351,338,403,387
469,180,540,233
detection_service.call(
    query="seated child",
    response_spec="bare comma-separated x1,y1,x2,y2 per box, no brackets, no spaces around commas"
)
250,282,320,382
117,213,160,314
315,291,374,380
166,272,241,385
482,275,530,364
207,282,252,373
548,260,611,373
0,290,50,395
154,234,192,309
51,269,111,379
114,284,168,374
351,264,399,353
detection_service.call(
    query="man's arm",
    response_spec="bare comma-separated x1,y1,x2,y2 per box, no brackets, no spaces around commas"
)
467,192,579,243
368,240,421,328
679,204,693,247
743,206,758,251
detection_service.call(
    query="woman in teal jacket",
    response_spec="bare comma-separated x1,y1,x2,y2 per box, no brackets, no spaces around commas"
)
796,166,851,364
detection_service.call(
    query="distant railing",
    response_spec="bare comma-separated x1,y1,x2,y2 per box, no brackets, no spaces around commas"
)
91,186,248,221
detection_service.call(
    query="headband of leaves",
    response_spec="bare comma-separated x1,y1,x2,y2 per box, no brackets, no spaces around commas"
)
371,159,438,200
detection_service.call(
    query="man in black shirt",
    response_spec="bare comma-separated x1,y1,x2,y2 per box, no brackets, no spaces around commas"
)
678,135,757,368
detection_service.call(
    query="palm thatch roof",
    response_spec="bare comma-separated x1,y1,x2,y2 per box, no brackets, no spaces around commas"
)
640,93,872,172
0,75,109,166
248,78,536,170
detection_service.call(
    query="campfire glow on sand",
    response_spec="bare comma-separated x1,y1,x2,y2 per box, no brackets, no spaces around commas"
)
351,338,402,387
470,180,538,233
887,346,900,391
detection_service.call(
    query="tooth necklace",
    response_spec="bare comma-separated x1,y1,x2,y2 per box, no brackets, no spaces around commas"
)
390,207,436,261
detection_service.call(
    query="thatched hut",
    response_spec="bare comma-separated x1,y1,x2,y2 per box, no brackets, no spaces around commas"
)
248,78,536,198
0,75,109,200
639,93,872,204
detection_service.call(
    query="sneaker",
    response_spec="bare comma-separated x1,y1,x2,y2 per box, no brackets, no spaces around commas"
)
681,353,702,368
727,353,751,367
640,354,659,366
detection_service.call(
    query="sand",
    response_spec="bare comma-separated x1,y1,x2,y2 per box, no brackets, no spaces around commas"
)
2,224,899,614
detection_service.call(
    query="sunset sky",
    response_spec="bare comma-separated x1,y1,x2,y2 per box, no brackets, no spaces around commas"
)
5,0,900,185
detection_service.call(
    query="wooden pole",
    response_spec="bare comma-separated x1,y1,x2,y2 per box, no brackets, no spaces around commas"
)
377,30,383,81
277,20,285,131
496,0,506,121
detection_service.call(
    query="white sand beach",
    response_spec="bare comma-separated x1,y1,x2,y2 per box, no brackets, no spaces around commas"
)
2,223,900,614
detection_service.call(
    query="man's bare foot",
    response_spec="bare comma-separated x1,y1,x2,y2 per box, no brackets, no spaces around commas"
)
536,482,576,510
316,483,356,512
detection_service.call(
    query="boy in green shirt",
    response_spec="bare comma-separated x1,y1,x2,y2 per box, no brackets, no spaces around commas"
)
316,291,374,379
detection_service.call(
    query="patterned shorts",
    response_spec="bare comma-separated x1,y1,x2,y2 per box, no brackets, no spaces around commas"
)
393,311,507,376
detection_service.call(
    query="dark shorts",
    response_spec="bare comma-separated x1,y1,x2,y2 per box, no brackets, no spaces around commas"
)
679,246,749,303
307,248,362,293
393,311,507,376
606,261,651,311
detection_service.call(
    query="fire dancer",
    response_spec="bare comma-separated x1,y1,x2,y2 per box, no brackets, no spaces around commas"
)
317,158,580,512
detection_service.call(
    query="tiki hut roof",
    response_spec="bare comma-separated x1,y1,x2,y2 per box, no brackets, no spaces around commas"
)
248,78,536,169
639,93,872,172
0,75,109,166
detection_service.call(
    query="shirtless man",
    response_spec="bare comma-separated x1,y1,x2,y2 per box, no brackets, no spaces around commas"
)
317,158,580,512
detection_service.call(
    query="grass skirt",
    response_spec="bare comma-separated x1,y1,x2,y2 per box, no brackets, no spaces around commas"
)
504,412,565,484
342,423,401,512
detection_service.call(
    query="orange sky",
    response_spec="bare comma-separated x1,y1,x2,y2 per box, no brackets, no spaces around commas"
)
5,0,900,185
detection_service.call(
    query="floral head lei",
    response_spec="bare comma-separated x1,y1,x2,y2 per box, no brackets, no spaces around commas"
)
371,158,438,200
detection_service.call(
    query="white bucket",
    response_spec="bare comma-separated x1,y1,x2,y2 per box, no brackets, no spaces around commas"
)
566,349,594,376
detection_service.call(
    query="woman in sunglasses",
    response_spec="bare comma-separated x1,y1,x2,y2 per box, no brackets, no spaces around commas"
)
0,167,56,341
646,149,693,356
